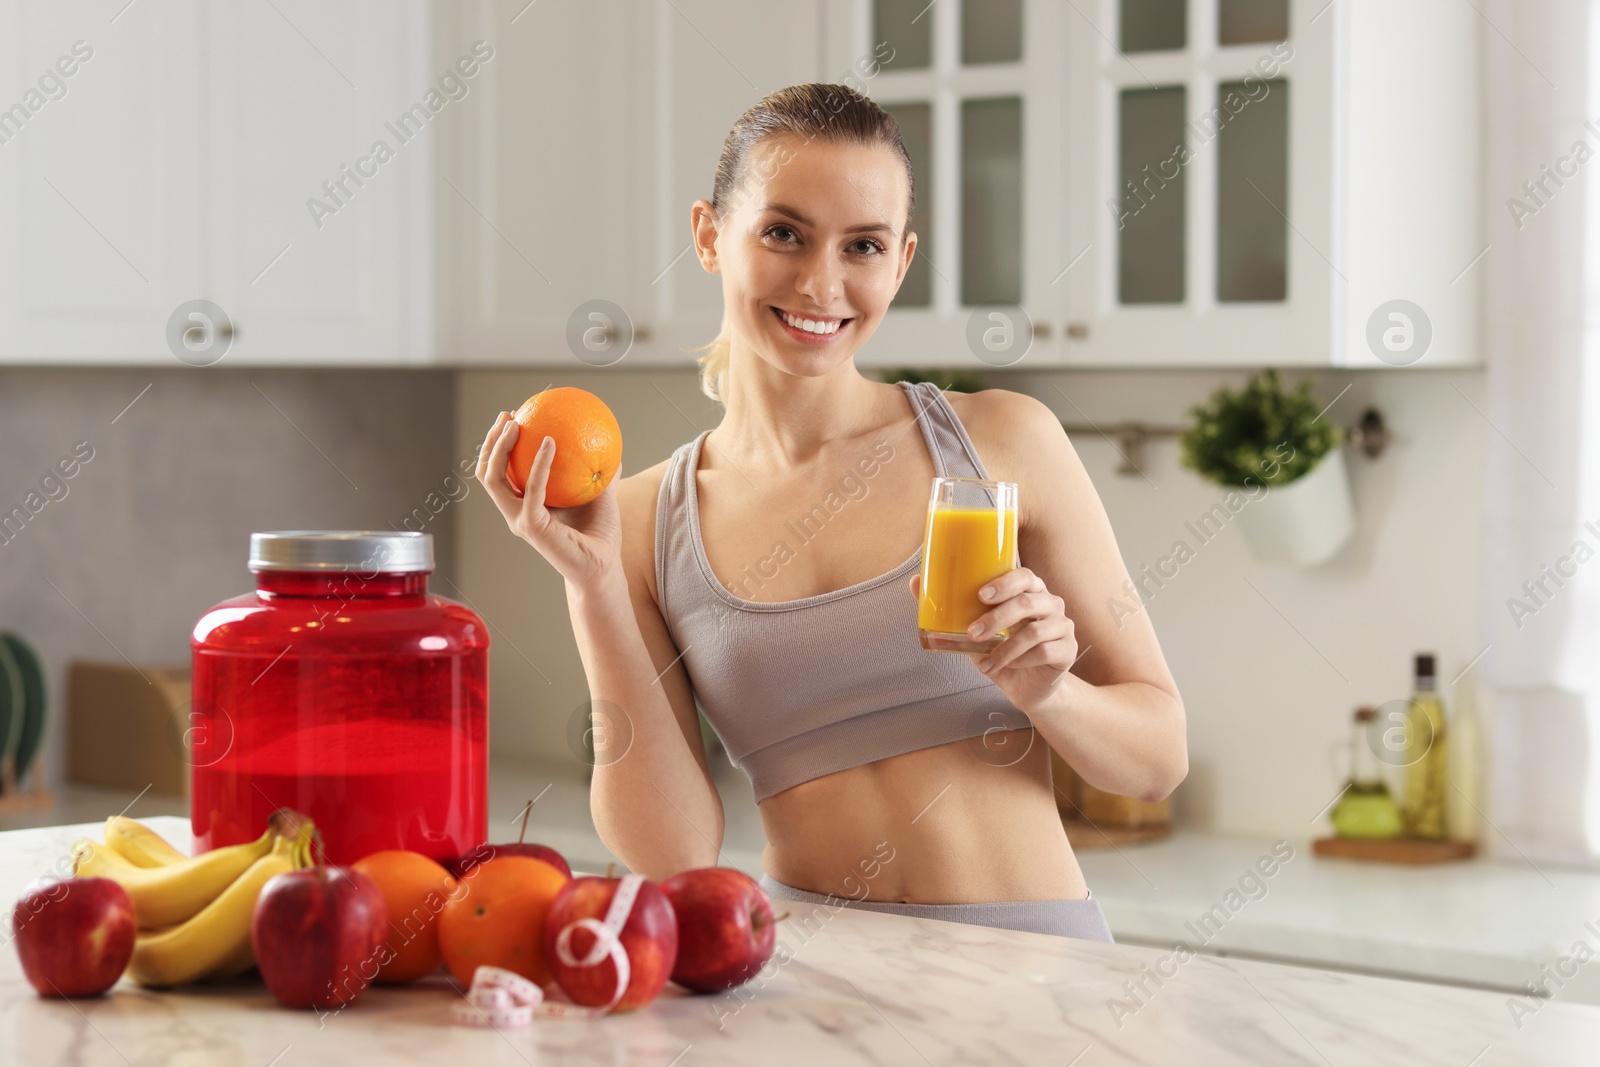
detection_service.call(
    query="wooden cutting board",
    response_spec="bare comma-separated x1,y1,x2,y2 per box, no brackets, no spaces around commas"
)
1312,836,1476,864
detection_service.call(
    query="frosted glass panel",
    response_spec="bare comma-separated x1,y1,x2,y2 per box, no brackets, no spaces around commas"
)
962,0,1022,64
1219,0,1289,44
1121,0,1185,52
873,0,932,70
961,97,1023,306
1118,86,1186,304
1216,79,1288,302
885,101,932,308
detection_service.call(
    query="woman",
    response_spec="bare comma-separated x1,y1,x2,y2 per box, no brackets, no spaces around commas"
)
476,83,1186,940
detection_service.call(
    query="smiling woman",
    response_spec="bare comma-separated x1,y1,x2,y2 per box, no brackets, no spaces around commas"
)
475,83,1186,943
682,87,916,397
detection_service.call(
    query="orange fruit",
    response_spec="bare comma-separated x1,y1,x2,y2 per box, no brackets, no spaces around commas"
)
437,855,570,987
505,386,622,507
351,850,459,984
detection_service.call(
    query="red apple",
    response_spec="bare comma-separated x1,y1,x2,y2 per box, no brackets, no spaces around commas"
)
446,841,572,881
250,865,388,1010
543,875,677,1012
659,868,777,993
12,875,136,998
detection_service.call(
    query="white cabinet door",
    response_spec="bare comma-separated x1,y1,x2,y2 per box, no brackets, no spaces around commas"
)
1062,0,1336,367
204,0,433,365
435,0,825,367
0,1,202,363
435,0,649,366
1335,0,1482,368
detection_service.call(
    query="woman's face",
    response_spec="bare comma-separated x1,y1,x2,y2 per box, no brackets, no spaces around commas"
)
694,134,917,376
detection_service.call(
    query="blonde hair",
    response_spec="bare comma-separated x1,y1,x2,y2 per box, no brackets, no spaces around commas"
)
684,82,916,404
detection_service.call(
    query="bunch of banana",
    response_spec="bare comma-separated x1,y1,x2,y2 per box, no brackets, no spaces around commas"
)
126,830,310,986
69,810,314,987
104,815,190,867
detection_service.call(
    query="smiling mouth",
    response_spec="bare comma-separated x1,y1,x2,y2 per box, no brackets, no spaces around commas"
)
770,306,854,338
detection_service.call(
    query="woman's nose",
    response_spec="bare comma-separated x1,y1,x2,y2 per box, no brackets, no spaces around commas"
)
794,248,844,305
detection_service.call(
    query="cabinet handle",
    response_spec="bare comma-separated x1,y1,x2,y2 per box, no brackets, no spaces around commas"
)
1031,322,1051,339
1065,322,1089,340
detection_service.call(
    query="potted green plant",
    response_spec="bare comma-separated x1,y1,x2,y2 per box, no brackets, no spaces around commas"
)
1180,369,1353,566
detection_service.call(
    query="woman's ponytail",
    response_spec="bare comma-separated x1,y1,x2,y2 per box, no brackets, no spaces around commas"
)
687,309,731,403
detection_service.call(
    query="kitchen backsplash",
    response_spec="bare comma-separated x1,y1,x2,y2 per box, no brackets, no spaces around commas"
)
1,362,1490,843
0,367,460,794
454,366,1490,842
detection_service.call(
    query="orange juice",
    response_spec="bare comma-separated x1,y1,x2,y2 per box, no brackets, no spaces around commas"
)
917,505,1018,639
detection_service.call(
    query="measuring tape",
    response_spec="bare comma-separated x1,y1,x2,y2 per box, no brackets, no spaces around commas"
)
451,873,647,1026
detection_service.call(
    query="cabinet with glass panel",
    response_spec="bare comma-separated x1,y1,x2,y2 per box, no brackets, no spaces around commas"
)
828,0,1484,369
823,0,1063,369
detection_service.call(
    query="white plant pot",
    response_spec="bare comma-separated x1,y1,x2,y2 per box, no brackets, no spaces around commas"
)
1233,447,1355,567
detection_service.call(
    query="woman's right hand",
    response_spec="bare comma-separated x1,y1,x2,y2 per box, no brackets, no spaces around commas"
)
475,411,623,589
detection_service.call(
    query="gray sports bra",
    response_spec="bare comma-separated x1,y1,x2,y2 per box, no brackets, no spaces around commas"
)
653,380,1031,803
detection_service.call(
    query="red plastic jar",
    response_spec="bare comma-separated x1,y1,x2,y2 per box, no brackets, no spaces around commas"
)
190,531,488,865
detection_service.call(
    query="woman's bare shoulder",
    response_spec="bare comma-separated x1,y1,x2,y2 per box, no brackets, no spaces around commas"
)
945,387,1069,484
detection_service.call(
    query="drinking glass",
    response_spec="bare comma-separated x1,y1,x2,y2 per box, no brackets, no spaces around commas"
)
917,477,1019,653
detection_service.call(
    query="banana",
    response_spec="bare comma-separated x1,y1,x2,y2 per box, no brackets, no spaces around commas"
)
208,936,260,981
104,816,189,868
126,832,301,987
72,828,276,929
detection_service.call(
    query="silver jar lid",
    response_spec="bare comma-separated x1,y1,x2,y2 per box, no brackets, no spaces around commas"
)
248,531,433,573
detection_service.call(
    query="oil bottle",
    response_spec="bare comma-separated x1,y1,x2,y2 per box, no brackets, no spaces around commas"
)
1401,653,1449,840
1330,706,1402,839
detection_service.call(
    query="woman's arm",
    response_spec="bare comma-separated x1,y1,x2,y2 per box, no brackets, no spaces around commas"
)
474,414,723,879
575,472,725,879
954,390,1188,804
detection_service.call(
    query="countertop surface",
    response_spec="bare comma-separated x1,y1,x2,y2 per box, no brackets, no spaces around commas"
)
18,762,1600,1005
3,818,1596,1066
1075,831,1600,1002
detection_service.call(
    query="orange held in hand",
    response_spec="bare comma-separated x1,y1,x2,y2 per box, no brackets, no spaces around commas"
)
505,387,622,508
351,849,460,985
437,855,571,988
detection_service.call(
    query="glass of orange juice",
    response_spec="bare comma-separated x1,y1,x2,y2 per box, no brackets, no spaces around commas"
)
917,477,1019,654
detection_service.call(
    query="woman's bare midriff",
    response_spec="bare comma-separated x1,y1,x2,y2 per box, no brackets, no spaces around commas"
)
756,729,1090,904
674,382,1089,905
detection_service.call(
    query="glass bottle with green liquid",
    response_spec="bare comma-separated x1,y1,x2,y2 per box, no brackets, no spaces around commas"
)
1330,706,1402,839
1401,652,1450,840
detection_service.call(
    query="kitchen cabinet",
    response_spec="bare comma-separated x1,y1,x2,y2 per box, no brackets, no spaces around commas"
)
203,0,434,365
0,2,201,364
2,1,1485,368
0,0,432,365
432,0,647,366
826,0,1484,368
433,0,825,367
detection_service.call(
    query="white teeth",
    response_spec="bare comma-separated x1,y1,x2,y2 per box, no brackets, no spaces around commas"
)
779,309,843,335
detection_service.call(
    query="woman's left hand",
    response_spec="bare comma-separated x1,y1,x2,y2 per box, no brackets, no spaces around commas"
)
911,567,1080,715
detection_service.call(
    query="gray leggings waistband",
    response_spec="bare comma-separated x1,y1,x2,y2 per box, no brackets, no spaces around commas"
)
756,873,1114,942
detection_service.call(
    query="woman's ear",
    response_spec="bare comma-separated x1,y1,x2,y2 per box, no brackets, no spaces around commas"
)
691,198,721,274
897,230,917,287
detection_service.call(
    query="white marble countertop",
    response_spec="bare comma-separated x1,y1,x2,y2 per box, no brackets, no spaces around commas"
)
1076,831,1600,1003
2,818,1597,1065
